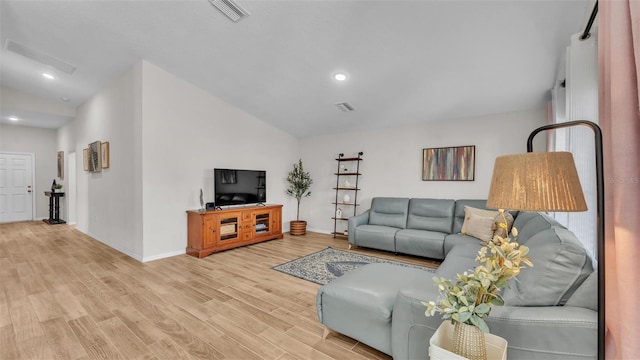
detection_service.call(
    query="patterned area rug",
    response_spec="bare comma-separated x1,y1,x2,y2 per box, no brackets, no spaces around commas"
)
272,247,435,285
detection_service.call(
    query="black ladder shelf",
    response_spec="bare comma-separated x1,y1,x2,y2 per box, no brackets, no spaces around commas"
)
332,152,363,238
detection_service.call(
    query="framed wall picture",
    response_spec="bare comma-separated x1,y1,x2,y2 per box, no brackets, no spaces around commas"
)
89,140,102,173
101,141,110,169
57,151,64,179
422,145,475,181
83,148,89,171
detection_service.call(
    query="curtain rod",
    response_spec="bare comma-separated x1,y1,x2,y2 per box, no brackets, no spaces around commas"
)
580,1,598,40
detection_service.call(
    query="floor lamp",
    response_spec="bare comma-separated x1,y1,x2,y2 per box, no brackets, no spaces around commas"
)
486,120,604,360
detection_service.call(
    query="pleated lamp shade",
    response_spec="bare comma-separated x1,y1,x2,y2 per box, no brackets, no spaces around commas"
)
487,152,587,212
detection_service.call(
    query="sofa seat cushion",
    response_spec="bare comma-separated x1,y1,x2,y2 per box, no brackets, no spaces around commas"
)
435,243,481,280
316,263,433,355
443,233,483,256
395,229,446,259
354,225,399,252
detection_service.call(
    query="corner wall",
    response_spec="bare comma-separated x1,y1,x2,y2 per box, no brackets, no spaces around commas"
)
57,63,144,259
56,61,299,262
139,61,299,261
299,109,547,234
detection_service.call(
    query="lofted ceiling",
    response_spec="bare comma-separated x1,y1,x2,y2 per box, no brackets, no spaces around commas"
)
0,0,590,137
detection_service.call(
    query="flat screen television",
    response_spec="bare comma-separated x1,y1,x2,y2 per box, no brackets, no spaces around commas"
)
214,168,266,207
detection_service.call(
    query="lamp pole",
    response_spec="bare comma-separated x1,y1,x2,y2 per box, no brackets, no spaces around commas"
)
526,120,604,360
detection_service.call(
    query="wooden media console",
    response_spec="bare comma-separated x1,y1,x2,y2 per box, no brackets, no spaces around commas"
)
186,204,283,258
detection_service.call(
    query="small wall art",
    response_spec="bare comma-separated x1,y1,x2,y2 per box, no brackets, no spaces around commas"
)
57,151,64,179
83,148,89,171
101,141,110,169
89,140,102,173
422,145,475,181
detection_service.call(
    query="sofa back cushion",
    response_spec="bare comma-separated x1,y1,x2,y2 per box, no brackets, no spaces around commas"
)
406,199,454,233
503,219,593,306
368,197,410,229
512,211,558,244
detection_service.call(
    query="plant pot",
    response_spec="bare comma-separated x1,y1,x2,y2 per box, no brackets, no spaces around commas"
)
429,321,506,360
452,322,487,360
290,220,307,236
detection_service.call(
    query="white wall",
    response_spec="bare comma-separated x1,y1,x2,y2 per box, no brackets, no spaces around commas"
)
56,61,299,262
0,124,57,219
299,109,547,234
57,63,144,259
52,59,545,261
139,62,299,261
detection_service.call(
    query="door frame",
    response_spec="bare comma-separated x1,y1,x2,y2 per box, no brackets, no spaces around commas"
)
0,152,36,222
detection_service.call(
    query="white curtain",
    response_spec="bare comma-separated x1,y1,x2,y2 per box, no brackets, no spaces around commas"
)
550,32,599,265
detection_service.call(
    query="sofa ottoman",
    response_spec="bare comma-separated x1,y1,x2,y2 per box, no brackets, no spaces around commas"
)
316,262,433,355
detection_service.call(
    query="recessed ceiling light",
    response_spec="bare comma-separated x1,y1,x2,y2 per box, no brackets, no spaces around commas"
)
60,96,70,102
8,116,19,121
42,72,55,80
334,73,347,81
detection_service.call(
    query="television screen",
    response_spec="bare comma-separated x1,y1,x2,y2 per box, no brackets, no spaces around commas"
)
214,169,266,207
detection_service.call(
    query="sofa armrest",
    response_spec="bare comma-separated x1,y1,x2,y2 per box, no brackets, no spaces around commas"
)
391,289,597,360
348,210,370,245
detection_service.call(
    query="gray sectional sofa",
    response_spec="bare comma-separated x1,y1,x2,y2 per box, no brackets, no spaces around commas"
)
317,197,597,359
348,197,506,259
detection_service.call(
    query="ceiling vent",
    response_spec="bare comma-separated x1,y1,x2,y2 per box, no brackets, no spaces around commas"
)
335,102,355,112
208,0,249,22
5,40,77,74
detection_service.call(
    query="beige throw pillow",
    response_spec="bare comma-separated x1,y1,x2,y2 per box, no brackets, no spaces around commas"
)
464,213,495,242
494,211,514,238
461,205,514,238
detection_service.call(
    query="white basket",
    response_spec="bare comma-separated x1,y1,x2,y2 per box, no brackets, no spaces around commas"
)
429,322,507,360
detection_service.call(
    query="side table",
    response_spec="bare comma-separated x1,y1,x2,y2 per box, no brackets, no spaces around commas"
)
44,191,66,225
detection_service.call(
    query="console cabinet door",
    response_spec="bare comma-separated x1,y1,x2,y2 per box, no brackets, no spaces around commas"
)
253,209,271,239
270,208,281,235
216,211,242,245
202,214,217,248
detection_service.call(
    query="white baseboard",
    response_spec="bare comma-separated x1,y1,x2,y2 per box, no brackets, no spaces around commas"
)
142,249,186,263
75,228,186,263
76,228,144,262
306,227,333,235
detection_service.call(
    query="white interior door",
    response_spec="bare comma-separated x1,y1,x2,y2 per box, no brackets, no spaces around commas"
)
0,153,34,223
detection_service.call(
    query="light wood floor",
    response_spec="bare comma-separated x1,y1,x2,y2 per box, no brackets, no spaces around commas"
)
0,221,439,360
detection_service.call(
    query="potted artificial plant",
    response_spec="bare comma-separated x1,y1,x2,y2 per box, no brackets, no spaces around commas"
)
286,159,313,236
423,211,533,360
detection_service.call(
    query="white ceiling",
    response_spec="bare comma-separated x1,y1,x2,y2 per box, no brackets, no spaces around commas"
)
0,0,590,137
